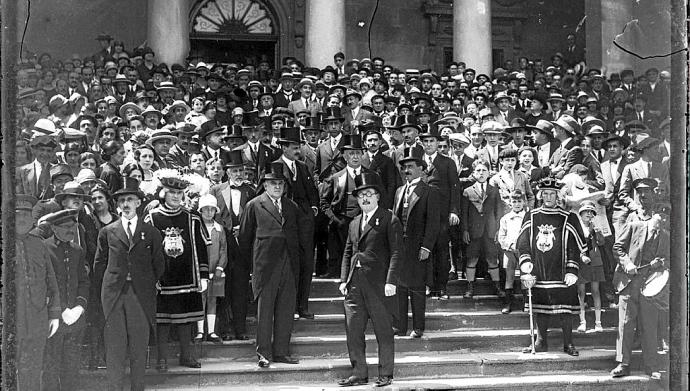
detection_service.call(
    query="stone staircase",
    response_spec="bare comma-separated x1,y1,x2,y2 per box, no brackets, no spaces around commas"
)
78,278,668,390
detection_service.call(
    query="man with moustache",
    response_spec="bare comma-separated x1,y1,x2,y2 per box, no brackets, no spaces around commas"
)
94,178,164,391
389,114,424,173
361,126,400,209
274,126,320,319
337,172,402,387
393,148,440,337
210,150,257,341
168,123,196,169
315,107,347,183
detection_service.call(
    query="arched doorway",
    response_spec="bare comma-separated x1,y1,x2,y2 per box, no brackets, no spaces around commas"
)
189,0,280,67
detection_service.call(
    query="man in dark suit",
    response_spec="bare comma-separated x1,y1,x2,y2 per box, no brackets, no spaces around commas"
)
273,72,299,108
548,115,585,179
274,127,320,319
17,129,59,199
210,150,256,341
625,95,660,130
361,127,400,209
393,148,440,337
461,160,502,297
239,163,305,367
167,123,195,169
638,67,669,118
420,129,460,299
611,182,669,380
389,114,425,178
319,134,379,278
234,124,275,185
315,107,347,183
337,173,402,388
93,177,165,391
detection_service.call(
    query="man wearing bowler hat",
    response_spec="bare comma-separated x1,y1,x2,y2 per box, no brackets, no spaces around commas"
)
94,177,165,391
274,126,320,319
319,134,380,278
338,172,402,387
239,162,306,367
211,150,257,341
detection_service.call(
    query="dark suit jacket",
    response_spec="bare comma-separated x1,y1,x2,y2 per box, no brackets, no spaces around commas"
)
210,182,256,230
393,181,440,288
99,161,123,195
639,81,670,117
549,139,584,179
601,157,627,218
582,153,605,190
362,151,400,209
426,153,461,216
274,158,319,214
612,221,669,293
299,144,318,175
274,90,299,108
461,181,499,239
619,159,669,211
167,144,190,169
238,193,304,300
287,98,322,118
314,136,346,181
342,108,369,133
93,219,165,326
234,142,274,182
319,167,378,220
16,161,53,199
340,207,402,288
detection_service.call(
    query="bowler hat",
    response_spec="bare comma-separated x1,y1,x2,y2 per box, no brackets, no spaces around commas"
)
353,172,382,196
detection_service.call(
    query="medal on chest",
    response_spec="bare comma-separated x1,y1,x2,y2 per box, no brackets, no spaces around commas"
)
536,224,556,253
163,227,185,258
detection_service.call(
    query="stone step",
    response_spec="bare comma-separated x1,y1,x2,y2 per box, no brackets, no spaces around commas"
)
134,372,657,391
309,278,505,298
77,350,658,389
248,308,618,335
191,327,618,359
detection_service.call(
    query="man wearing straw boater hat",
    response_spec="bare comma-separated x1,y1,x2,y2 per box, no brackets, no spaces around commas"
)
516,177,586,356
239,162,305,368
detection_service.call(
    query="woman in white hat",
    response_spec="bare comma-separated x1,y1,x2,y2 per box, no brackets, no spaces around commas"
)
575,200,605,333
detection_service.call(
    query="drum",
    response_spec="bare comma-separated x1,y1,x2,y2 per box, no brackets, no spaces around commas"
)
641,269,669,311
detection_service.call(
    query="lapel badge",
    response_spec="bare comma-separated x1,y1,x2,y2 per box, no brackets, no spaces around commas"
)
141,232,145,240
375,218,379,226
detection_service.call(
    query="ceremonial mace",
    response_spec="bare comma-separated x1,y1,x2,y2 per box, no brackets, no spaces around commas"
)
520,274,537,354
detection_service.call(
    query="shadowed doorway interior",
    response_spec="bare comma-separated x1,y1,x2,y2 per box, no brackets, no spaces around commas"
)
189,39,276,66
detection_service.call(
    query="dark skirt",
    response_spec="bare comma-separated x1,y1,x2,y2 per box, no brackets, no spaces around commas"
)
524,282,579,315
579,263,606,284
156,292,204,324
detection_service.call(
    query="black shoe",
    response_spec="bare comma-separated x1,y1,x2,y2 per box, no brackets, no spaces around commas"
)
464,282,475,298
410,329,423,338
156,359,168,372
207,333,223,344
180,358,201,368
374,376,393,387
502,290,514,314
235,333,249,340
392,327,406,336
448,271,457,281
220,332,233,341
258,354,270,368
611,363,630,377
564,343,579,356
495,282,506,298
338,376,368,387
522,340,548,353
437,290,450,300
298,311,315,320
273,355,299,364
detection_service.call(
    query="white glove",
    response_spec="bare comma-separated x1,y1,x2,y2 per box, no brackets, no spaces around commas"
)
581,255,592,265
339,282,348,296
564,273,578,286
48,319,60,338
61,305,85,326
624,262,638,275
200,279,208,293
384,283,397,297
520,262,534,274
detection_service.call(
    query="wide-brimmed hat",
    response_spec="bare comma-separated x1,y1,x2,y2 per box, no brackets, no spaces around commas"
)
112,74,132,85
322,106,344,122
168,100,191,115
55,181,89,203
50,164,74,182
552,114,580,136
578,200,597,216
632,177,658,191
492,91,511,104
532,120,555,139
448,133,471,146
601,133,631,149
296,78,314,90
398,146,427,169
42,209,80,226
156,81,177,91
118,102,141,119
75,168,106,187
147,129,178,145
157,169,190,189
631,136,661,152
221,150,244,168
172,123,197,136
481,121,505,134
277,127,303,144
536,177,564,191
141,105,163,119
353,172,381,196
344,89,362,101
548,93,566,103
340,134,365,151
199,120,225,139
505,117,529,133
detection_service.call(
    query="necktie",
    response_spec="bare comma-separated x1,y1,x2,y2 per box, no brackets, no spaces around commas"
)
480,183,486,199
38,162,50,195
305,99,309,109
427,155,433,167
274,199,282,216
361,213,369,231
126,221,134,246
597,150,604,162
290,161,297,180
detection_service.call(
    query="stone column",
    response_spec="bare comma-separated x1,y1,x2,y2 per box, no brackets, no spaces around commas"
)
305,0,346,68
453,0,492,75
585,0,634,74
148,0,190,66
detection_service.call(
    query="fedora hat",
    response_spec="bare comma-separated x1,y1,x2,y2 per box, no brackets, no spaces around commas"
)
277,127,303,144
147,129,178,145
199,120,225,139
173,123,197,136
631,136,661,152
552,114,580,136
322,106,345,122
505,117,529,133
112,74,132,85
398,146,427,168
601,133,631,150
55,181,89,203
352,172,381,196
391,114,420,131
492,91,511,104
340,134,365,151
532,119,555,139
581,117,607,135
220,149,244,168
344,89,362,101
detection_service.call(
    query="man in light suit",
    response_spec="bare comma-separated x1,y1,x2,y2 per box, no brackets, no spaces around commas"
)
619,137,669,216
337,173,402,388
210,150,256,341
274,127,320,319
93,177,165,391
239,163,306,368
531,120,560,170
393,148,440,337
342,89,369,133
287,78,322,119
476,121,506,173
610,179,669,380
299,119,320,175
548,115,585,179
492,91,521,127
17,122,60,199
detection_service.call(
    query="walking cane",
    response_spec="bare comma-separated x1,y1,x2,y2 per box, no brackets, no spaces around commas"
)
520,274,537,354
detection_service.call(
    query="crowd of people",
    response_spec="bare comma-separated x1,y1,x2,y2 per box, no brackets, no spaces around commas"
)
11,32,673,390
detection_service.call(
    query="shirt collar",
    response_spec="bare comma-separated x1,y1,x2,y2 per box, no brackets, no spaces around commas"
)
426,152,438,161
331,133,342,143
407,177,422,186
363,206,379,221
281,155,295,165
561,137,572,148
347,166,361,177
121,214,138,230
